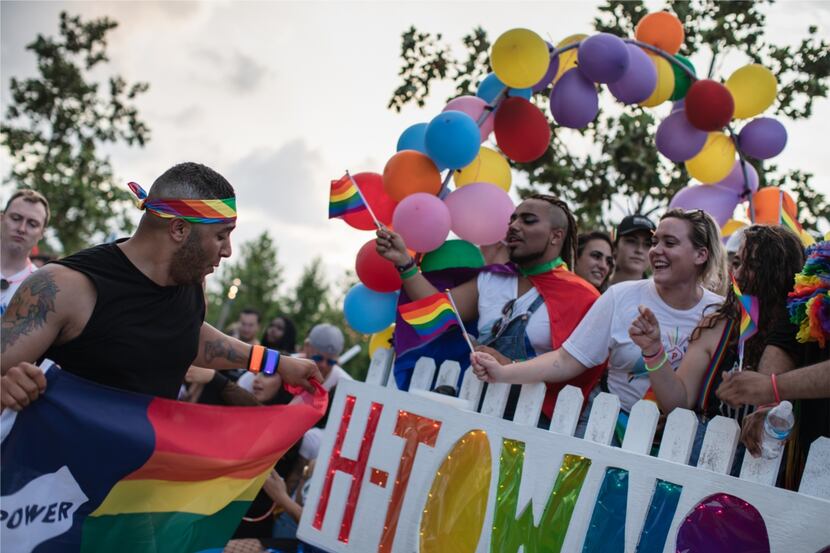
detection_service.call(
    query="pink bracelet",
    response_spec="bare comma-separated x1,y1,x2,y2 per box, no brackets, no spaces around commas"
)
770,373,782,404
643,345,665,362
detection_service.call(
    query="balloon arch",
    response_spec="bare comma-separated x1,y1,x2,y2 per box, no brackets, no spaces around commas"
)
337,10,808,338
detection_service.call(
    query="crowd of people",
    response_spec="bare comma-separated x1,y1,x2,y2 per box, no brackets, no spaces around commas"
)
1,161,828,552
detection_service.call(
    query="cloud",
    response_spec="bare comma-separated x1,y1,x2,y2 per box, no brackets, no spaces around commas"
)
189,48,270,93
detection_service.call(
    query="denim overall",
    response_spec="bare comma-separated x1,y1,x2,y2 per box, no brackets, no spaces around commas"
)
480,293,547,424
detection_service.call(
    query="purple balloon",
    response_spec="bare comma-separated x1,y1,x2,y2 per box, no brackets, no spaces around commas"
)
549,70,599,129
677,493,769,553
669,184,740,227
532,42,560,92
655,110,708,162
577,33,630,84
609,44,658,104
716,160,759,196
671,99,686,113
738,117,788,160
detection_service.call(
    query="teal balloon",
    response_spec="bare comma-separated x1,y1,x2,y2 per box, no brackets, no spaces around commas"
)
420,239,485,272
343,284,399,334
670,55,696,101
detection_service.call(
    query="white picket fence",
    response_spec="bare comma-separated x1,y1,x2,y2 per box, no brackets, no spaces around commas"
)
364,347,830,499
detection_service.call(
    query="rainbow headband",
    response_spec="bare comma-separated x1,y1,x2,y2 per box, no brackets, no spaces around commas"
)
127,181,237,224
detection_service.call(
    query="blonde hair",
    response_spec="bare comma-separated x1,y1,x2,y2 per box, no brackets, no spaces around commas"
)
660,208,728,295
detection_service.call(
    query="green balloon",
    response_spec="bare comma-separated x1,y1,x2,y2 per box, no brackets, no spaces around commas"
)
420,239,484,272
670,54,696,101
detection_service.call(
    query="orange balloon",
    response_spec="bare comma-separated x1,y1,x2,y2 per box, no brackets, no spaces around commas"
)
635,11,685,55
382,150,442,202
751,186,797,225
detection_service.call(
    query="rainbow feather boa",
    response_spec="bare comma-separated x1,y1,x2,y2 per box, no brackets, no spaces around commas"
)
787,241,830,347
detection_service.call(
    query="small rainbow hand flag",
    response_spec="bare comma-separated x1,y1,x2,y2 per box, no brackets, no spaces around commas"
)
329,173,367,219
732,274,759,347
399,292,459,342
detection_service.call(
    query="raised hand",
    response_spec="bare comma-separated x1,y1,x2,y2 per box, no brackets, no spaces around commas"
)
470,351,506,383
375,227,411,267
628,305,663,355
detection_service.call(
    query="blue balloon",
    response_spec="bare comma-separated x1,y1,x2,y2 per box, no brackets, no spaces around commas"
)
397,122,428,153
476,73,532,104
344,284,399,334
425,110,481,169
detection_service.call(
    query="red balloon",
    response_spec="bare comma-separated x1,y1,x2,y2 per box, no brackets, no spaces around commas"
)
684,80,735,131
342,172,398,231
355,239,401,292
494,97,551,163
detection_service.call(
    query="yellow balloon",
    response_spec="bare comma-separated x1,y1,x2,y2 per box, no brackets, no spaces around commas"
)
368,324,395,358
453,147,512,191
721,218,747,238
725,64,777,119
640,54,674,107
552,33,587,85
491,28,550,88
685,132,736,184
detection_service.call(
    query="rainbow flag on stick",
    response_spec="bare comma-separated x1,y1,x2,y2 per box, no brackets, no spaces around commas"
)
731,274,760,371
328,171,380,227
399,291,471,350
1,365,326,553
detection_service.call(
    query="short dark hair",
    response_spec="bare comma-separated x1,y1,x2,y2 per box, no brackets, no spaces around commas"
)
526,194,578,268
4,189,50,226
577,231,613,258
239,308,261,323
149,162,235,200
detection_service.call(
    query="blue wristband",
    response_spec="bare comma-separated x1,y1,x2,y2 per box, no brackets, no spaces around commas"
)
262,348,280,375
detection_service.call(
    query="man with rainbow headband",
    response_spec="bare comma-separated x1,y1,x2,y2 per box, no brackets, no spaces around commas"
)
1,162,322,410
376,194,604,426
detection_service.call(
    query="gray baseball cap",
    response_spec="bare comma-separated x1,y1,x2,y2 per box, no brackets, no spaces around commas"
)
308,324,345,358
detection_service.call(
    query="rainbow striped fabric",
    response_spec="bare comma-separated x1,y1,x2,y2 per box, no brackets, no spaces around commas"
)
127,182,237,224
329,174,367,219
731,274,759,347
1,366,326,553
398,292,459,342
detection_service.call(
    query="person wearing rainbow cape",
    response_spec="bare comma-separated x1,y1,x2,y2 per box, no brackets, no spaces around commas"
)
1,162,322,410
377,194,604,426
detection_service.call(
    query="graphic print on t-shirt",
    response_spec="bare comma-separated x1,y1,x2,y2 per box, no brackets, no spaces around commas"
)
627,326,689,382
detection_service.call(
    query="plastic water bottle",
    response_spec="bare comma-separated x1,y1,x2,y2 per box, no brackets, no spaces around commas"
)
760,401,794,459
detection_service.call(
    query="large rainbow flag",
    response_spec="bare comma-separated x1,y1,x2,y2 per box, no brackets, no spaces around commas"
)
328,174,367,219
398,292,459,344
1,365,326,553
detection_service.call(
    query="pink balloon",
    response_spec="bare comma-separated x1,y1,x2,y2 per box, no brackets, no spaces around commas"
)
716,160,759,197
444,96,494,143
392,193,451,252
669,184,739,227
445,182,515,245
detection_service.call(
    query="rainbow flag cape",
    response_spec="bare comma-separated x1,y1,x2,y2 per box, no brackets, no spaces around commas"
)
398,292,459,343
1,365,326,553
329,174,367,219
732,274,759,347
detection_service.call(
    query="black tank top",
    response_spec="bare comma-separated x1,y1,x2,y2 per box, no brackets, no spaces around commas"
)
44,241,205,398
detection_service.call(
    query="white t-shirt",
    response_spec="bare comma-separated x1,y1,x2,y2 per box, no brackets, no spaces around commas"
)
476,272,552,355
0,262,37,316
563,279,723,412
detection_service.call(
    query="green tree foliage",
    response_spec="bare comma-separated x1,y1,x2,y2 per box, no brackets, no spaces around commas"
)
388,0,830,231
208,231,285,331
1,12,150,254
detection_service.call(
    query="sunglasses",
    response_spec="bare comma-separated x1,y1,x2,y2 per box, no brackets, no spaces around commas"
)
310,354,337,366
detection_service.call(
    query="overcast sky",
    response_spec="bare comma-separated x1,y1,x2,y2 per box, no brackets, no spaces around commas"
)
2,0,828,292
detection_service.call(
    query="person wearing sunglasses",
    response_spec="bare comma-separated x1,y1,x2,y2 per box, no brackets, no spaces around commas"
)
1,189,49,316
1,162,321,412
302,323,352,392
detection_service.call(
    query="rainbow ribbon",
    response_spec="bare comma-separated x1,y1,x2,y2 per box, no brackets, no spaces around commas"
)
127,182,236,224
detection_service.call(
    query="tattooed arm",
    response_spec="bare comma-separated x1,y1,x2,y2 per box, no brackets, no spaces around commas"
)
1,265,93,410
194,323,324,392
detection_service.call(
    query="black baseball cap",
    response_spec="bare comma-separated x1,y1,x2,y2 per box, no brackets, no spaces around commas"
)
616,214,656,239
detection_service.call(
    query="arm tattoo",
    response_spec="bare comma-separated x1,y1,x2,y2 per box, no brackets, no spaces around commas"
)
204,338,246,364
1,272,60,353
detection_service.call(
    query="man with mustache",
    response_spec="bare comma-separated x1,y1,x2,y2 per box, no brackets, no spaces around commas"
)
376,194,603,425
1,162,322,410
